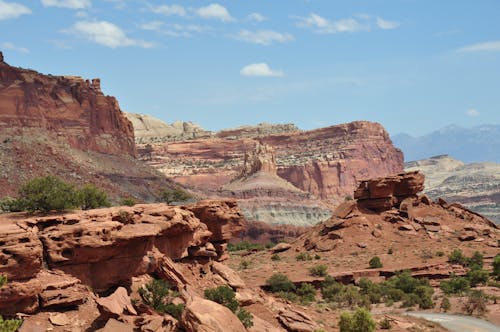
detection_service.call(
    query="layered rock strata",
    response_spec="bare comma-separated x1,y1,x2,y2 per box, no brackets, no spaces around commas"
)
0,200,243,315
0,52,135,157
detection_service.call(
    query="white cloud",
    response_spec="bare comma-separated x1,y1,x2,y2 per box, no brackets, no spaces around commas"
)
247,12,266,22
295,13,369,34
466,109,480,117
458,40,500,52
151,4,186,17
1,41,29,53
236,29,294,45
140,20,164,31
196,3,234,22
376,17,399,30
240,63,284,77
70,20,153,48
0,1,31,20
41,0,91,9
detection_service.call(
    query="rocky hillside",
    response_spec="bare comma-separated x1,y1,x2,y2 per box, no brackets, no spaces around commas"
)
392,125,500,163
0,53,173,201
405,155,500,223
137,120,404,226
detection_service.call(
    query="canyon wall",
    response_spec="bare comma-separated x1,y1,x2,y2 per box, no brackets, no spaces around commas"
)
0,52,135,157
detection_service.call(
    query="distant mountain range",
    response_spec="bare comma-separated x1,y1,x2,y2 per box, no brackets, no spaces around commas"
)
392,125,500,163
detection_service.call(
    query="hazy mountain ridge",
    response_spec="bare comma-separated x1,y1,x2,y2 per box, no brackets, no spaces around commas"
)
393,124,500,163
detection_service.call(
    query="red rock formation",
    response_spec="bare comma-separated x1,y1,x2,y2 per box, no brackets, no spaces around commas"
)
140,121,403,205
0,52,135,157
355,171,425,211
0,200,244,314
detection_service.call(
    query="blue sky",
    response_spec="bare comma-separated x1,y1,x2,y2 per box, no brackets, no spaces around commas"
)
1,0,499,136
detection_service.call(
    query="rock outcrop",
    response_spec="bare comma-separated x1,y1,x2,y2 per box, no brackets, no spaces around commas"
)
126,113,212,144
0,200,244,314
405,155,500,223
0,52,135,157
138,121,403,225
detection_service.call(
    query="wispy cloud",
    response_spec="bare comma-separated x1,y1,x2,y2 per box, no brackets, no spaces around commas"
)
235,29,294,45
140,20,164,31
41,0,91,9
140,21,212,37
465,108,480,117
376,17,399,30
150,4,186,17
294,13,369,34
247,12,266,22
68,20,153,48
1,41,29,53
458,40,500,53
0,1,31,20
196,3,234,22
240,63,284,77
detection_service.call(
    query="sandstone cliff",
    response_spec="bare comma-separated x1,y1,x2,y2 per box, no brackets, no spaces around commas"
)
138,121,404,216
0,52,135,157
405,155,500,223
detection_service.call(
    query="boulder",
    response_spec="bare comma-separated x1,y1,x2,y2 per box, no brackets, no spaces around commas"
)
96,287,137,319
459,231,477,241
181,297,246,332
270,243,292,253
212,261,246,289
96,319,135,332
277,308,320,332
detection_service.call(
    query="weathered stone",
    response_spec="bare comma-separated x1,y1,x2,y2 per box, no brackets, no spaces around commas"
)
277,308,320,332
96,319,134,332
459,231,477,241
96,287,137,319
49,313,70,326
212,261,246,289
270,242,292,253
181,297,246,332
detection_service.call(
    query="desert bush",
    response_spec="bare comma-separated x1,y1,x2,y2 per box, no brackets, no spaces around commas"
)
228,241,265,252
204,285,239,312
0,275,6,288
463,290,487,315
296,252,313,261
468,251,484,269
77,184,111,210
239,260,250,270
120,197,136,206
309,265,328,277
493,255,500,280
448,249,467,265
369,256,382,269
0,196,25,212
296,283,316,304
467,268,489,287
204,285,253,327
436,251,445,257
271,254,281,261
159,187,194,204
18,176,80,213
358,278,382,304
440,275,470,295
277,291,299,302
339,308,376,332
266,273,296,293
236,308,253,328
139,279,183,318
414,285,434,309
440,297,451,312
379,317,392,329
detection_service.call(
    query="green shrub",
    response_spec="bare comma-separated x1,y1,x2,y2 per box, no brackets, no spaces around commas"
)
271,254,281,261
493,255,500,280
120,197,136,206
0,196,25,213
379,317,392,329
159,187,193,204
309,265,328,277
204,285,239,313
414,285,434,309
266,273,296,293
448,249,467,265
277,291,299,302
339,308,376,332
321,278,344,303
314,254,321,260
18,176,80,213
436,251,445,257
77,184,111,210
440,297,451,312
239,260,250,270
463,290,487,315
369,256,382,269
296,283,316,304
440,275,470,295
139,278,182,317
0,316,22,332
0,275,6,288
228,241,265,252
467,268,489,287
358,278,382,304
236,308,253,328
296,252,313,261
205,285,253,327
468,251,484,269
